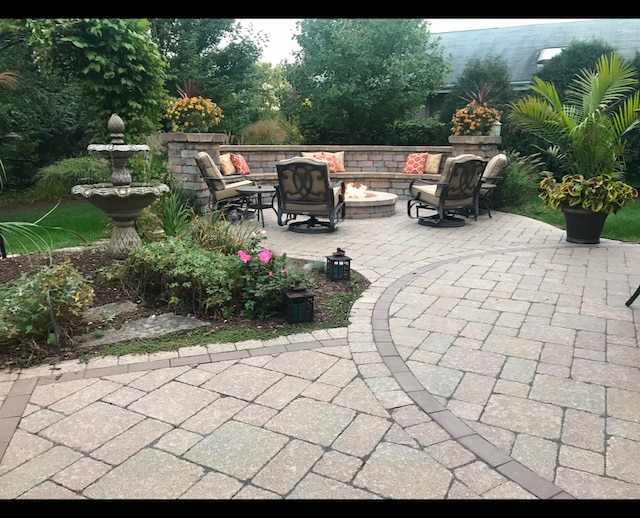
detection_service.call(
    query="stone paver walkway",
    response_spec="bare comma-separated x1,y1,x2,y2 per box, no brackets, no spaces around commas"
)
1,208,639,499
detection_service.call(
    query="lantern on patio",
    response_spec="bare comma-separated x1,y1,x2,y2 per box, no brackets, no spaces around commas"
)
282,285,315,324
326,248,351,281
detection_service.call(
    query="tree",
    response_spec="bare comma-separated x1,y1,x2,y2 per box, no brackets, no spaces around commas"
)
535,40,615,102
0,19,89,188
438,54,516,129
27,18,169,142
149,18,269,137
281,19,449,144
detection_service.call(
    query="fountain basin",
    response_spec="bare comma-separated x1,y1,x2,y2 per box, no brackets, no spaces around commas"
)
72,183,169,211
72,182,169,259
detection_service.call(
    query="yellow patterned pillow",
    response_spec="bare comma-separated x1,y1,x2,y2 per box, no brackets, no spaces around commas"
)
219,153,236,176
424,153,443,175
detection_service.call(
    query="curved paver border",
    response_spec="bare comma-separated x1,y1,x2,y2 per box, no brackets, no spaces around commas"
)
369,244,587,499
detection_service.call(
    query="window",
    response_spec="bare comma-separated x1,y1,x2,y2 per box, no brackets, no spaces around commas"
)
537,47,565,66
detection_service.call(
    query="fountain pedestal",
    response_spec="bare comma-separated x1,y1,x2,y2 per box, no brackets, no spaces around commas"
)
72,114,169,259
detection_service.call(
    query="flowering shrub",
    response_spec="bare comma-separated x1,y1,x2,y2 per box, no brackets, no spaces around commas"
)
0,261,94,344
235,229,313,318
165,96,224,133
451,101,501,136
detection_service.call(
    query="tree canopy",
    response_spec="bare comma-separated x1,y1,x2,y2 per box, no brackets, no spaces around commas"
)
281,19,449,144
438,54,515,126
27,18,169,142
150,18,270,137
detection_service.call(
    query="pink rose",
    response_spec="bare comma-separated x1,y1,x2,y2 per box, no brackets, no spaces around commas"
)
238,250,251,263
258,249,272,264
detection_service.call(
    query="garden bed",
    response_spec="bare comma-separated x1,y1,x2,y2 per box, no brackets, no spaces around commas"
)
0,244,370,371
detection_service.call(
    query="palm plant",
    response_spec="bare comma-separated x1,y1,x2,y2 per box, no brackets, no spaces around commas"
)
508,52,640,180
508,53,640,243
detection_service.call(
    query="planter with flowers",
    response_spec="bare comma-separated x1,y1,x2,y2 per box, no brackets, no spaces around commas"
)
160,82,229,207
448,100,503,157
165,95,224,134
539,173,637,243
509,52,640,244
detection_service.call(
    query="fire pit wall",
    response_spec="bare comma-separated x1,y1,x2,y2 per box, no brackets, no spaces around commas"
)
161,135,502,213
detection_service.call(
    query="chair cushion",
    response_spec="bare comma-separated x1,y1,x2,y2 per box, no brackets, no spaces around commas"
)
230,153,251,175
197,152,226,190
403,153,429,174
424,153,443,175
216,179,254,201
482,153,508,179
219,153,236,175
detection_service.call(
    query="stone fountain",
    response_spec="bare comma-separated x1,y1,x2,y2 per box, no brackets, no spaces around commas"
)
72,113,169,259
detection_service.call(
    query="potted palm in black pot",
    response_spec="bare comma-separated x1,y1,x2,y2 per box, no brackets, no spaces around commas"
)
508,53,640,244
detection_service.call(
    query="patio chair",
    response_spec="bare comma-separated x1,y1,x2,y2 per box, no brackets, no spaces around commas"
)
478,153,508,218
275,156,346,233
407,154,487,227
195,151,255,213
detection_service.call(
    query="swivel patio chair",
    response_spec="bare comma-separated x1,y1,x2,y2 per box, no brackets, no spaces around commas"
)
195,151,255,213
275,156,346,233
407,154,487,227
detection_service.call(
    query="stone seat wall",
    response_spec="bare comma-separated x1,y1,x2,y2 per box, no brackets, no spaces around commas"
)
160,135,502,211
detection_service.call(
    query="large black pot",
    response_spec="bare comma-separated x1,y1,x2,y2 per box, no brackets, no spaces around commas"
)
561,205,609,244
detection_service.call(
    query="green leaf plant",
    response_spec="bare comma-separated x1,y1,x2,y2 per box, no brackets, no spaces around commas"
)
509,53,640,214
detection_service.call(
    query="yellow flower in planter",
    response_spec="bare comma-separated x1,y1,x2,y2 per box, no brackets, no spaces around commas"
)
165,96,224,133
451,101,501,136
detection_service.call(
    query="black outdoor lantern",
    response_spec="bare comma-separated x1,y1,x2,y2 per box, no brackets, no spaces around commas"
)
283,285,315,324
326,247,351,281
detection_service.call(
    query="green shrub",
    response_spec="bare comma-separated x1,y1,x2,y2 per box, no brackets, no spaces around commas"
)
107,230,314,320
159,189,194,237
31,155,112,201
127,133,170,184
242,120,289,145
107,237,239,318
184,210,247,254
0,261,94,344
492,151,547,210
393,118,448,145
235,229,313,318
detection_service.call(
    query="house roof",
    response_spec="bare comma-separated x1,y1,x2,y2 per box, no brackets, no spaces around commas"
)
433,19,640,91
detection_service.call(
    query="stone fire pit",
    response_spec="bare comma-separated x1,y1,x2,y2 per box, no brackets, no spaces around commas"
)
344,183,397,219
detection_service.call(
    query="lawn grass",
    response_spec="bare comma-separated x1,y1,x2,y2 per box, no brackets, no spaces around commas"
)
0,201,109,254
501,196,640,243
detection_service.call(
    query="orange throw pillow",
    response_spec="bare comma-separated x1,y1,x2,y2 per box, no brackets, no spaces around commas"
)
230,153,251,175
313,152,338,173
403,153,428,174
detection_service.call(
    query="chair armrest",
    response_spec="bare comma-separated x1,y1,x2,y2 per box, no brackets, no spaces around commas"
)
227,178,256,188
481,175,504,185
409,178,442,189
